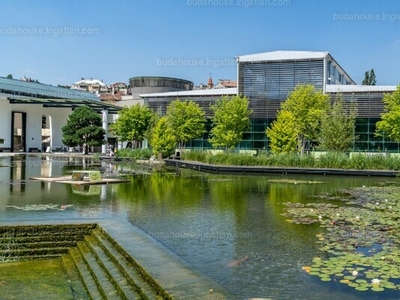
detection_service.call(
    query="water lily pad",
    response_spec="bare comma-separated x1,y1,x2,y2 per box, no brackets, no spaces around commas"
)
343,276,356,280
320,277,331,282
284,185,400,293
371,287,385,292
355,279,367,284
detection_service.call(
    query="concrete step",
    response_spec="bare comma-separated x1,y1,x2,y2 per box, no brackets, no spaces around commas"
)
91,229,164,300
69,247,103,300
0,234,84,243
0,240,77,250
0,253,62,262
76,241,123,300
0,224,96,237
84,235,141,300
61,254,90,300
0,247,69,258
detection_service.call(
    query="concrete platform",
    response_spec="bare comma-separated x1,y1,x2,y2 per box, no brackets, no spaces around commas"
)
30,176,130,185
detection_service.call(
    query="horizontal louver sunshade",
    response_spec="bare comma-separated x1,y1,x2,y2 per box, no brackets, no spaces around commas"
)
239,59,324,101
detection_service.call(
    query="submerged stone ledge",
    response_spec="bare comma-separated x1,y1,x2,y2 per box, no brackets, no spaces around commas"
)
0,220,232,299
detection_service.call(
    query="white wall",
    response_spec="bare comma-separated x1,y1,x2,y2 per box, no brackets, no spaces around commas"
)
0,99,12,147
44,107,71,149
0,97,72,150
0,97,117,152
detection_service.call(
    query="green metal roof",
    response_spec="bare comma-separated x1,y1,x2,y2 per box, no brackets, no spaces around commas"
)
7,96,122,113
0,76,99,101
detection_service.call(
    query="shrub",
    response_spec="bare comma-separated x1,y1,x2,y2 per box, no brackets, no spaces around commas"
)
115,148,153,159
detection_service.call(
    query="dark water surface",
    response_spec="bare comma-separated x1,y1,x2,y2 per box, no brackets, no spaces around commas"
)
0,155,398,300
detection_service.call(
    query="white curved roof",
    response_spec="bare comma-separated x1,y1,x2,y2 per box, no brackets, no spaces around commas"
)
326,85,397,93
237,50,329,62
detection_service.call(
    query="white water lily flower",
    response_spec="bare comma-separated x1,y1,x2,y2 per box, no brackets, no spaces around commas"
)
352,270,358,276
376,202,379,205
371,278,380,285
318,215,322,220
355,216,360,220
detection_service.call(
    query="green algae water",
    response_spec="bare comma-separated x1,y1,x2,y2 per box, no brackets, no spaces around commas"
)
0,155,399,300
0,259,87,300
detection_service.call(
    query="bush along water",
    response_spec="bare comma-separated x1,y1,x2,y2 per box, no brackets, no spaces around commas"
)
181,151,400,170
115,148,153,160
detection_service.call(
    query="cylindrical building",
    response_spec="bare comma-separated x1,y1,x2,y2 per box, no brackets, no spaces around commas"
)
129,76,193,96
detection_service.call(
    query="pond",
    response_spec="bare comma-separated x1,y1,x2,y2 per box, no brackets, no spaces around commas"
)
0,155,399,300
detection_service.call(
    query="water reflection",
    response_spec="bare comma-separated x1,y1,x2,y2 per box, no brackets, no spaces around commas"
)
0,155,397,299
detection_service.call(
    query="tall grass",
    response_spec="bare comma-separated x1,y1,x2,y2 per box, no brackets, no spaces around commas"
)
115,148,153,159
182,150,400,170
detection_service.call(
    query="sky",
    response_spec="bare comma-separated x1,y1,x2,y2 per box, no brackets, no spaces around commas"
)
1,0,400,87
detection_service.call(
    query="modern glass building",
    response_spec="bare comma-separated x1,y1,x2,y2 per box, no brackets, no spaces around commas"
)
141,51,398,152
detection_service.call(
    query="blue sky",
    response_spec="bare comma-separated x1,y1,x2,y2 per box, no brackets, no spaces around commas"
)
1,0,400,86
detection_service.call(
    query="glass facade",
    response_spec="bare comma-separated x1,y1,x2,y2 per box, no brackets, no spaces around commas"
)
142,52,396,152
329,92,400,152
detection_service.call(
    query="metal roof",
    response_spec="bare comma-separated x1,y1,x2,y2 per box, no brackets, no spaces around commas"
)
140,87,238,98
326,85,397,93
6,96,122,113
0,76,99,101
237,51,329,62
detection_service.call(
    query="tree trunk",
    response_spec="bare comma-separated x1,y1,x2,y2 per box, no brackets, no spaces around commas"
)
82,144,89,155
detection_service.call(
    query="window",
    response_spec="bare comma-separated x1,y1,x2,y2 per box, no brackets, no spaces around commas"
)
42,116,47,128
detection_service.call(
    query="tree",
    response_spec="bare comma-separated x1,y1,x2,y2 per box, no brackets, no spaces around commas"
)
111,104,154,148
319,94,358,152
6,74,12,79
62,106,105,154
209,95,252,150
375,85,400,142
150,117,176,158
144,108,161,147
166,99,206,149
280,84,329,154
266,110,298,154
362,69,376,85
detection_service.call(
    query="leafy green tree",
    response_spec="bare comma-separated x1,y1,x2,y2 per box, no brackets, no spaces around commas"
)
362,69,376,85
266,110,298,154
280,84,329,154
144,108,161,147
111,104,154,148
166,99,206,149
319,94,357,152
62,106,105,154
6,74,12,79
376,85,400,142
150,117,176,158
209,95,252,150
